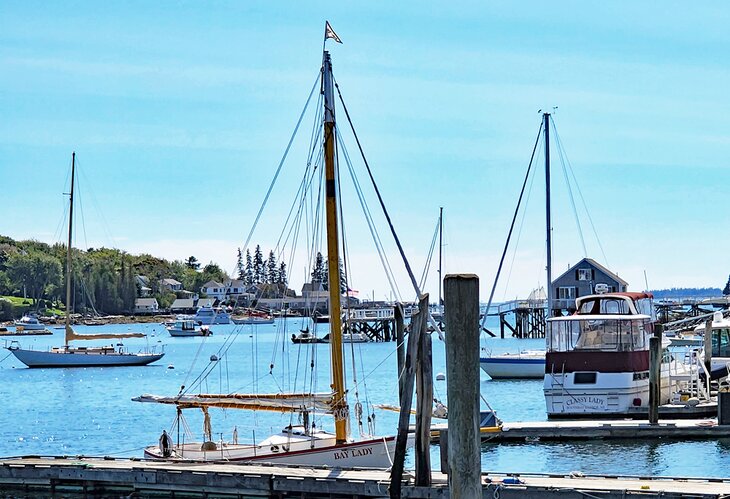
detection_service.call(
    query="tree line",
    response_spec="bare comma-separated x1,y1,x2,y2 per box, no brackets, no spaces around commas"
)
0,234,227,318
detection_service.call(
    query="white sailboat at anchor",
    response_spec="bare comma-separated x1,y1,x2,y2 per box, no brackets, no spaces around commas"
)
7,153,165,368
135,29,417,467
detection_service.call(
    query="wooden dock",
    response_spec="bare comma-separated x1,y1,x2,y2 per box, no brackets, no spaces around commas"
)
487,418,729,442
2,456,730,498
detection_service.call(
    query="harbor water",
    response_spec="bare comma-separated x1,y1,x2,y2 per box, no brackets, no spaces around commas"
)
1,317,729,478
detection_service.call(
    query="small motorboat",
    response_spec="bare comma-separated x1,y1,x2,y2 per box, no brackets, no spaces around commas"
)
167,320,212,337
13,315,47,331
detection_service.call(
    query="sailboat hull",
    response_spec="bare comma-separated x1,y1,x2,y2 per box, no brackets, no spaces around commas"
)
7,347,164,368
143,434,402,468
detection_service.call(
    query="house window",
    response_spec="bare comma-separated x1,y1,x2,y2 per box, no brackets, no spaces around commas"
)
577,269,593,281
558,287,577,300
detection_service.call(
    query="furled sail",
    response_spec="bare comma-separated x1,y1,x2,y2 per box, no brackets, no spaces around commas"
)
65,325,145,342
133,392,336,414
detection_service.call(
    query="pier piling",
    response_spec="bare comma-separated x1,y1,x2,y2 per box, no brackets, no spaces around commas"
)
443,273,481,498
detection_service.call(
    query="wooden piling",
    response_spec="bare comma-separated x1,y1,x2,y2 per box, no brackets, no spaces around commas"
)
415,296,432,486
704,318,713,374
649,324,663,424
395,303,405,404
390,294,428,498
443,274,481,498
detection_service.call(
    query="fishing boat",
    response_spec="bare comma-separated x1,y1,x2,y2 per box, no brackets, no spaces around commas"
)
166,319,212,337
134,34,412,466
544,291,695,418
480,349,545,379
13,314,47,331
6,153,165,368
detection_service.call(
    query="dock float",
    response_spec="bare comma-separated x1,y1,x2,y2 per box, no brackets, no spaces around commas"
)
2,456,730,498
431,418,730,443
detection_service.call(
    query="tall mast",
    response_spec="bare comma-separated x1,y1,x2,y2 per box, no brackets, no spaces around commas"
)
544,113,553,318
322,51,348,444
438,207,443,308
65,152,76,346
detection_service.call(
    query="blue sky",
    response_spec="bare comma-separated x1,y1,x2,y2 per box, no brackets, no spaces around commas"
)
2,2,729,301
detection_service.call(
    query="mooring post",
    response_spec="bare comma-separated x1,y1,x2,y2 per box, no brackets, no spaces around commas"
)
415,296,432,486
649,324,663,424
395,303,405,404
389,295,427,498
704,318,713,375
444,274,481,498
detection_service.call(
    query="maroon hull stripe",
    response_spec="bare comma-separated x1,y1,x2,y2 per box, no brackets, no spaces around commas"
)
546,351,649,373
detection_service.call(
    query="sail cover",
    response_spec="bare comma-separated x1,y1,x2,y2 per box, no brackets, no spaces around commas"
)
133,392,336,414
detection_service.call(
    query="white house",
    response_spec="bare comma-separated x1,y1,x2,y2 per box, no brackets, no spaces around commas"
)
201,280,226,301
134,298,159,314
160,278,183,292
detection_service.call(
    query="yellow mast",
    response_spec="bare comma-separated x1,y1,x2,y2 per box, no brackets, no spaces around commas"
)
322,51,348,444
64,152,76,347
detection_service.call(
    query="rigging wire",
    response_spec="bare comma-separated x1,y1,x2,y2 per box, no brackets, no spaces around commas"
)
335,131,401,301
333,80,425,304
501,133,542,302
478,122,542,328
551,117,587,258
551,117,610,268
419,216,441,292
239,71,321,259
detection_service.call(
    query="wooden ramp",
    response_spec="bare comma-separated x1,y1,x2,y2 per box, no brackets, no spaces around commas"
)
1,456,730,498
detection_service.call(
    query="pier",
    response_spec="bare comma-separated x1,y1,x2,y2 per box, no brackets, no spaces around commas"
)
2,456,730,498
485,299,547,338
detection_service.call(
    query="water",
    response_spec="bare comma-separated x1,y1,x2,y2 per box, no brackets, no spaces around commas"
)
1,318,728,478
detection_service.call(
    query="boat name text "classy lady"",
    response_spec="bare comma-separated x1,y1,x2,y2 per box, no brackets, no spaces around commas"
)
334,446,374,460
565,396,606,407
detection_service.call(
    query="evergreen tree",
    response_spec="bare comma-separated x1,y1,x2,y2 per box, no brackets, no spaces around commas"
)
236,248,245,281
244,249,253,286
267,251,278,284
723,275,730,296
253,245,264,284
185,256,200,270
278,262,288,286
311,252,325,283
322,257,347,293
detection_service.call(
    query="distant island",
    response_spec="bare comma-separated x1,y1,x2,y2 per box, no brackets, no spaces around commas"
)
649,287,722,300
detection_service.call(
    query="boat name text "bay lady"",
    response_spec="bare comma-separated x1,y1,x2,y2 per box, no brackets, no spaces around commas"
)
333,446,374,460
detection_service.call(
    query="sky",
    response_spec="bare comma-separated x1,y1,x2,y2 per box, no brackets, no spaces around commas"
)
2,1,730,302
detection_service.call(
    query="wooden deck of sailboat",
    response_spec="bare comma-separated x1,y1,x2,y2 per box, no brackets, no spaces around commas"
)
2,456,730,498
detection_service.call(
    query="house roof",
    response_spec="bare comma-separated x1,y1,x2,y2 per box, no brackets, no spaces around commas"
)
202,280,224,289
135,298,158,306
161,278,182,286
170,298,195,309
553,257,629,287
227,279,245,287
197,298,215,308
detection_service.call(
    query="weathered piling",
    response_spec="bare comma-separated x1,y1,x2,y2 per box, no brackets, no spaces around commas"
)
704,317,713,374
395,303,405,404
649,324,663,424
443,273,481,498
414,297,432,486
390,294,429,498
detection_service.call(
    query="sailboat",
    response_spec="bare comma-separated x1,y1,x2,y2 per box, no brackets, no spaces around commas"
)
134,40,410,467
6,153,165,368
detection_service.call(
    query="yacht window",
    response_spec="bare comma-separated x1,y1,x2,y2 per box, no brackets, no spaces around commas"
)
574,372,597,384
